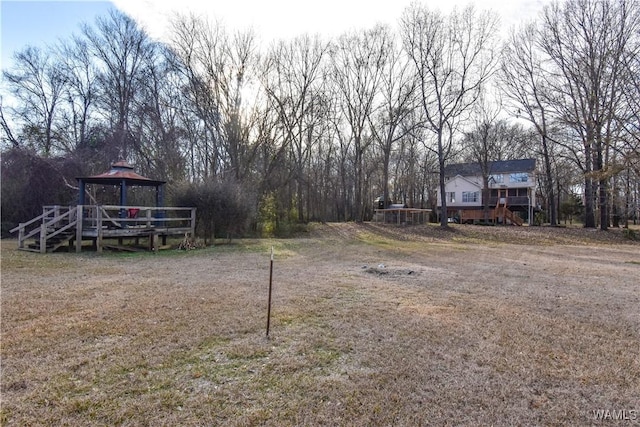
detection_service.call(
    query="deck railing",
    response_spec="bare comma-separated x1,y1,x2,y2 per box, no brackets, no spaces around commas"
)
80,205,195,230
488,196,529,206
10,205,196,253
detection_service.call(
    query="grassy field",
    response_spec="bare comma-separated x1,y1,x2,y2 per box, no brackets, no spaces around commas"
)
1,223,639,426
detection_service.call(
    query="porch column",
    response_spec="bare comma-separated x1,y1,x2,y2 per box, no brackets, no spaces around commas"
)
119,179,127,218
156,185,165,225
76,205,83,253
78,180,86,205
156,185,164,207
528,188,533,226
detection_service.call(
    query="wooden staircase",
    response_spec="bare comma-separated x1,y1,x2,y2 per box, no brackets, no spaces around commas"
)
26,228,76,252
10,206,80,253
494,190,524,226
503,207,524,226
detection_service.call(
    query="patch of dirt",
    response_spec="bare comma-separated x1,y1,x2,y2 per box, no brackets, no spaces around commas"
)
362,265,420,277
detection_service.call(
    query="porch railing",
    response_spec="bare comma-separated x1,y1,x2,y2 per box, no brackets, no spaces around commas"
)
488,196,529,206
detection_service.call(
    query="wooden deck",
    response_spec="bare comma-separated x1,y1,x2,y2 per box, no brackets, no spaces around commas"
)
457,207,524,226
10,205,196,253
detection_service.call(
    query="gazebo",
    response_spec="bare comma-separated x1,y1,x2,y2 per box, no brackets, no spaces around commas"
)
77,160,165,214
11,161,196,253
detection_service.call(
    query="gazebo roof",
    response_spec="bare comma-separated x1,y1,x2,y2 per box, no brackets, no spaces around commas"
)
78,161,165,186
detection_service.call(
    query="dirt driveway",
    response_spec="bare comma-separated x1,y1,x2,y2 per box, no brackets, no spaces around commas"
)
1,223,639,426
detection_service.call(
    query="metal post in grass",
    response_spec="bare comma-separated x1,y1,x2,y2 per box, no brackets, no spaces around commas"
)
266,245,274,337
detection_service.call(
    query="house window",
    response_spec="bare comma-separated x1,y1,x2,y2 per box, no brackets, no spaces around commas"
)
510,172,528,183
446,192,456,203
489,174,504,184
462,191,479,203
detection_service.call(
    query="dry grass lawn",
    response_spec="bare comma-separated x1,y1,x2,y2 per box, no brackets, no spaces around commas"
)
1,223,639,426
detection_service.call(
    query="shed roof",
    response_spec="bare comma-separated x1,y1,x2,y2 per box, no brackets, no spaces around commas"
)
444,159,536,177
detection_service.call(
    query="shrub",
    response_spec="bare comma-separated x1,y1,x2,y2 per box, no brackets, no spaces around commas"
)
1,148,83,237
622,228,638,241
170,179,255,244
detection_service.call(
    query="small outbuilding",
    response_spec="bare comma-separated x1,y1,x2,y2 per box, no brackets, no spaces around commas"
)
373,201,431,225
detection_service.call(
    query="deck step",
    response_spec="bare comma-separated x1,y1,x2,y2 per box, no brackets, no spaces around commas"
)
27,229,75,253
18,247,41,253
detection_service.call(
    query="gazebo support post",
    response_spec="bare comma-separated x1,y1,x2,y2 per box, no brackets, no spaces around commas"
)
119,179,127,220
78,181,86,205
96,207,103,254
76,205,83,253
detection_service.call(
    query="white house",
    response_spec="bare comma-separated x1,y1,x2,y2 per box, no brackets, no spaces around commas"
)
437,159,537,225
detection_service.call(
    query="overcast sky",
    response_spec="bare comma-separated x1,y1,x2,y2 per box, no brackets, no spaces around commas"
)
2,0,552,71
113,0,551,44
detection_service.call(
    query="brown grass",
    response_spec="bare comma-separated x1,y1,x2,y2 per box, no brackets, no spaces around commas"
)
1,223,639,426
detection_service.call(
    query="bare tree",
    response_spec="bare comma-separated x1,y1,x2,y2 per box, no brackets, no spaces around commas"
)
167,14,221,180
401,4,499,227
330,25,390,222
168,14,260,182
0,98,19,148
56,36,100,155
368,29,419,210
82,8,155,160
501,22,559,225
538,0,640,230
222,29,261,182
619,22,640,226
126,45,187,183
306,91,340,222
2,46,68,156
261,34,329,222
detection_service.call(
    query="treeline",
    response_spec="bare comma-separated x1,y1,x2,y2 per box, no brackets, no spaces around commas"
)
2,0,639,237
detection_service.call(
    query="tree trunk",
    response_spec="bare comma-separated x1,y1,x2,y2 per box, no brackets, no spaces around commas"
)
438,137,448,228
355,145,364,223
482,178,490,224
596,144,608,231
542,135,557,226
583,143,596,228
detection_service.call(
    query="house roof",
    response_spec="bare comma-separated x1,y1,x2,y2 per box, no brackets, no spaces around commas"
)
444,158,536,177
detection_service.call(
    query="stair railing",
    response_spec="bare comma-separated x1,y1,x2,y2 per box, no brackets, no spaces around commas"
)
10,206,79,252
38,208,79,253
10,206,56,249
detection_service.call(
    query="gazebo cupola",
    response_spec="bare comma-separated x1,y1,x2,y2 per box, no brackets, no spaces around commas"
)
77,161,166,214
